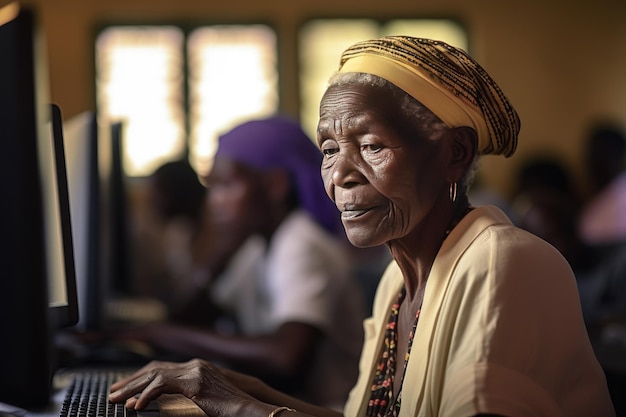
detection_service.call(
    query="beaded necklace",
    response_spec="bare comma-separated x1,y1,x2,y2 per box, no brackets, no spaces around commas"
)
365,205,471,416
366,287,420,417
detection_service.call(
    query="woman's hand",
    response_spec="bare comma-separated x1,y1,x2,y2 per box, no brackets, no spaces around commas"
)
109,359,270,416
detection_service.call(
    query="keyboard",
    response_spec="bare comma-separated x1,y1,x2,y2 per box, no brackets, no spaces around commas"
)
59,371,134,417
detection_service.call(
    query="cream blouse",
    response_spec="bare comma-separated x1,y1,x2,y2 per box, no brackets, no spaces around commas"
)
344,205,615,417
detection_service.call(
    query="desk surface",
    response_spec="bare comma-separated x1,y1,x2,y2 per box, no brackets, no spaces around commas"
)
156,395,206,417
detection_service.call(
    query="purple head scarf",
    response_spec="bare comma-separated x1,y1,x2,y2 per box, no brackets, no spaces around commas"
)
214,115,342,236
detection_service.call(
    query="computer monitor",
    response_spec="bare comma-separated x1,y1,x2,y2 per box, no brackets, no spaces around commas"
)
47,103,80,329
104,120,135,297
63,111,137,333
64,111,136,330
63,111,104,331
0,3,78,407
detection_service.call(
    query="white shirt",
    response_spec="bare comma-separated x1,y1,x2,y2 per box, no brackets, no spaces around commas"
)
211,210,365,409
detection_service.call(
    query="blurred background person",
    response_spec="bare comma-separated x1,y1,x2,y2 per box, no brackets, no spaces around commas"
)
510,155,581,206
118,115,366,410
509,155,585,266
579,122,626,246
133,159,217,321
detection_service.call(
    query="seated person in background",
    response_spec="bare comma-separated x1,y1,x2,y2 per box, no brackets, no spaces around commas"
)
508,155,587,270
579,122,626,246
132,159,215,320
118,115,366,410
510,155,581,206
110,36,615,417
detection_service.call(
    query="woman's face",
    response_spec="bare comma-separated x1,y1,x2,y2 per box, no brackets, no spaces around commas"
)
317,83,448,248
204,157,269,239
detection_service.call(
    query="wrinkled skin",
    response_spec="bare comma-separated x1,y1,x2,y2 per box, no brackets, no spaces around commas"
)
109,359,265,416
109,359,338,417
317,83,450,249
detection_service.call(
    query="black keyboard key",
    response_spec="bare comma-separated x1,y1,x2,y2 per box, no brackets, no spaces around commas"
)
59,371,135,417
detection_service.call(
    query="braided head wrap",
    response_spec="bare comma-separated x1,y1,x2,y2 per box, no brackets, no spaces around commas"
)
338,36,521,157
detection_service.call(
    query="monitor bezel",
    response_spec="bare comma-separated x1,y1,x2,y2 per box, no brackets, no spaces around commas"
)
49,102,80,329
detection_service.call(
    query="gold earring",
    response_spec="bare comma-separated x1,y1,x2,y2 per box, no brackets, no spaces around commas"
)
449,181,457,203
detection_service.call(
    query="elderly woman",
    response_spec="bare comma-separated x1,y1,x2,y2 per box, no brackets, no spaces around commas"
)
109,36,615,417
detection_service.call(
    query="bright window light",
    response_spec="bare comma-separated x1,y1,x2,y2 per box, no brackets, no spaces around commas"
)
298,20,379,141
188,26,278,176
299,19,468,141
96,20,463,177
96,27,185,177
96,25,277,177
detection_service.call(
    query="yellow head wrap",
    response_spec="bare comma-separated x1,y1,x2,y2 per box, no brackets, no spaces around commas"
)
338,36,521,157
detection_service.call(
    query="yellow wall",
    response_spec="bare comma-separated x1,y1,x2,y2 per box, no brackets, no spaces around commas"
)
4,0,626,198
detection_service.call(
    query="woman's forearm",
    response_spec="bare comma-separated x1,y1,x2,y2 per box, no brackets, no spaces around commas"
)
219,367,343,417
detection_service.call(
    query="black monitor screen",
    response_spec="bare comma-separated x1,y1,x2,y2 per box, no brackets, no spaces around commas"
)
0,3,78,408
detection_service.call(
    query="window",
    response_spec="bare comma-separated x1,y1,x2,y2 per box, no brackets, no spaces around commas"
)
96,25,277,177
96,19,467,177
96,26,185,177
187,26,278,176
298,19,468,140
